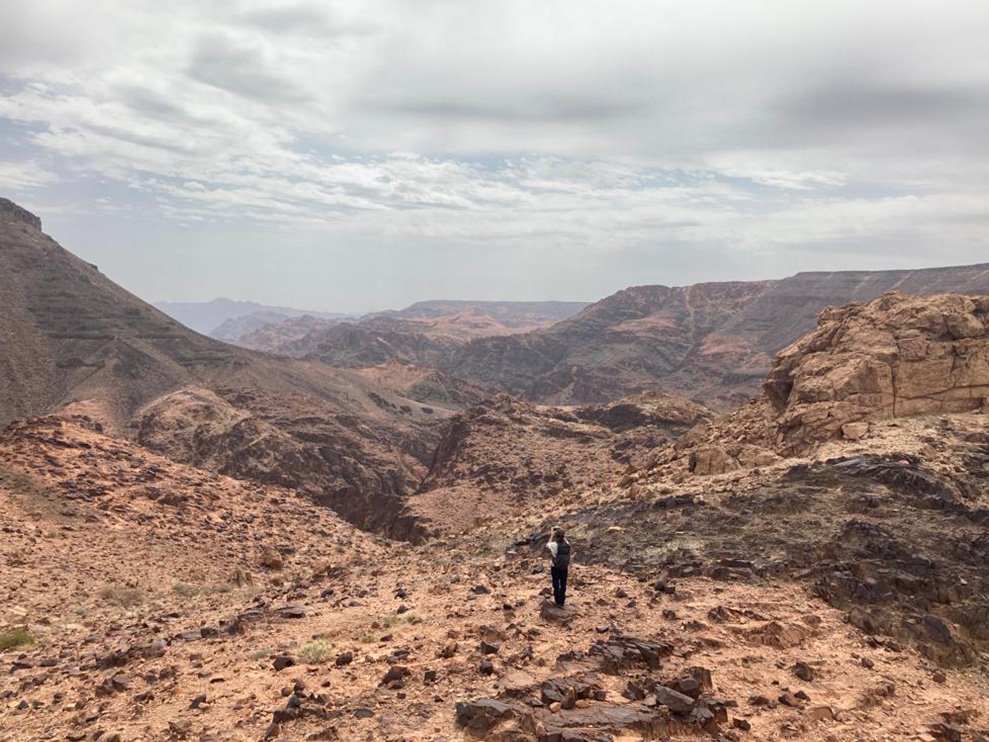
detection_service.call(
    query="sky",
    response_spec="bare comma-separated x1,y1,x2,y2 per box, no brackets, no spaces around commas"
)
1,0,988,313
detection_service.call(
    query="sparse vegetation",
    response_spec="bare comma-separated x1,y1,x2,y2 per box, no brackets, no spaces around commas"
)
297,639,334,664
249,648,273,661
99,586,145,608
172,582,233,598
0,627,35,652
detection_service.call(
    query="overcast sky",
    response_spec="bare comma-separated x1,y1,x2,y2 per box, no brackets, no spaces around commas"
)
1,1,988,312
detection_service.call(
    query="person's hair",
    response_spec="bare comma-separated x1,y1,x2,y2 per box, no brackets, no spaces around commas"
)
553,527,565,541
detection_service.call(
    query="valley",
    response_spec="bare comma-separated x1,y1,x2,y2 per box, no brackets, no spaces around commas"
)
2,199,989,742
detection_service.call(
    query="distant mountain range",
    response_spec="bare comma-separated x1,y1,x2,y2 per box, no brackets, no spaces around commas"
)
442,264,989,408
153,298,352,336
226,262,989,409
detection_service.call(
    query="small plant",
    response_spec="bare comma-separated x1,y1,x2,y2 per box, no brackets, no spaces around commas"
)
172,582,233,598
297,640,334,665
0,627,35,652
249,648,273,661
360,633,375,644
99,586,145,608
172,582,200,597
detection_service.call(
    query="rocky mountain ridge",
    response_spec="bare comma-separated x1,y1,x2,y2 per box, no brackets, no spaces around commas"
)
236,262,989,411
444,265,989,408
154,298,349,336
0,199,451,532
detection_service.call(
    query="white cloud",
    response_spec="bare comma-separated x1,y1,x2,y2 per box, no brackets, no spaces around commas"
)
0,0,987,307
0,159,59,190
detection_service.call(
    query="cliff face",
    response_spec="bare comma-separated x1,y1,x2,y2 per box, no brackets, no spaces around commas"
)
764,292,989,452
445,281,779,406
0,199,451,532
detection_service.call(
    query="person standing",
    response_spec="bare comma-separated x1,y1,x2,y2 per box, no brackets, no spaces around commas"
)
546,527,572,607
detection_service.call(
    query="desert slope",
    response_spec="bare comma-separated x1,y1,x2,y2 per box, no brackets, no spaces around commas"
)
3,416,988,742
0,198,451,530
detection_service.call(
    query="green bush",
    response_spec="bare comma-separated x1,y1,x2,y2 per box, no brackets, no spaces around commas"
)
297,640,334,664
0,627,35,652
99,586,145,608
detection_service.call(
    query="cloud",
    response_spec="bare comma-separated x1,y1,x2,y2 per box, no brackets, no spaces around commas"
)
188,34,312,104
0,159,59,189
0,0,987,309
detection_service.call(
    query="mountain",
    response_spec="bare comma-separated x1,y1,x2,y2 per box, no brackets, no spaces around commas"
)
0,198,450,530
153,297,349,335
383,299,589,322
444,264,989,408
237,300,590,353
208,309,296,342
231,299,591,407
4,199,989,740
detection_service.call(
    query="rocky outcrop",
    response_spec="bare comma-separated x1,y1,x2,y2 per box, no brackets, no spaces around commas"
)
675,292,989,468
454,635,731,741
764,293,989,453
0,198,41,230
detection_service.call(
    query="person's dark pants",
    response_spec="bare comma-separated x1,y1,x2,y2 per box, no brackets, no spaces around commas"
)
551,566,568,606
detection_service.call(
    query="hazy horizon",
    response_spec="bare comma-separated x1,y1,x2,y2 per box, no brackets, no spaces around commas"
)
3,1,989,312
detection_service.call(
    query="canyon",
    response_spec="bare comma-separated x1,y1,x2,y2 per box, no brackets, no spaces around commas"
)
2,198,988,742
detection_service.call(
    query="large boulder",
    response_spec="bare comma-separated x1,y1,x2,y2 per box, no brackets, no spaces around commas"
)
763,293,989,453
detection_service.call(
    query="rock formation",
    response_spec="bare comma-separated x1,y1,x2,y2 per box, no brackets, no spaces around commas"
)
765,292,989,453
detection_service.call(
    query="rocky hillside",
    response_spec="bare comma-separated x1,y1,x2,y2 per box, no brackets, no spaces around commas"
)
3,416,987,742
446,282,776,407
445,264,989,408
208,310,299,343
228,262,989,413
354,362,492,410
0,198,450,531
399,393,711,539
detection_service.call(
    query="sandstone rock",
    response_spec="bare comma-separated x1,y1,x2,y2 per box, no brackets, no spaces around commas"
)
334,651,353,666
272,655,295,671
455,698,515,734
260,548,284,570
540,600,577,624
765,293,989,452
380,665,410,685
654,685,695,714
792,661,815,682
841,421,870,440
